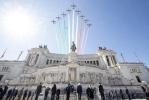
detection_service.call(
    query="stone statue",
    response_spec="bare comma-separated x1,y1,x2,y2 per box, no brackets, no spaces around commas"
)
39,45,42,48
44,45,47,49
99,47,102,50
71,41,76,52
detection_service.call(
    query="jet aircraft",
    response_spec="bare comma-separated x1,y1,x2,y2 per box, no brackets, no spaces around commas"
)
84,19,89,23
76,9,81,14
61,12,66,17
71,3,76,9
66,8,71,13
56,16,61,20
51,19,56,24
87,23,92,27
80,15,85,19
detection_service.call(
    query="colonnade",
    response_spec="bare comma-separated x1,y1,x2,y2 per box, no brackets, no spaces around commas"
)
46,59,99,66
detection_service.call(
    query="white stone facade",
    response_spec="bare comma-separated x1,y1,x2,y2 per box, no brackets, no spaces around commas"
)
0,47,149,94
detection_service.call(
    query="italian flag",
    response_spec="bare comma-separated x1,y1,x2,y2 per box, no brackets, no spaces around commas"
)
0,49,7,59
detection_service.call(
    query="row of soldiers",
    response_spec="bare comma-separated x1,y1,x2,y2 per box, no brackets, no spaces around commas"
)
0,85,34,100
107,85,149,100
0,83,148,100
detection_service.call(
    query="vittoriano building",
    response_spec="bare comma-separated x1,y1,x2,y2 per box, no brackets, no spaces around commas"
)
0,44,148,99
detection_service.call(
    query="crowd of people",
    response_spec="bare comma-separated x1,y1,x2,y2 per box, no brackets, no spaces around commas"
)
0,83,148,100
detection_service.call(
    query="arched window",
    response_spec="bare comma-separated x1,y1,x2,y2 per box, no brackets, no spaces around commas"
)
50,60,52,64
90,61,92,64
112,56,117,64
29,54,33,63
27,54,31,64
136,76,141,83
106,56,111,66
46,59,49,65
96,60,99,66
93,61,96,65
34,54,39,64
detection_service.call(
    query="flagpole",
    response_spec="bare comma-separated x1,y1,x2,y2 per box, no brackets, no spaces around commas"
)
134,52,140,63
17,51,23,61
120,53,125,63
0,49,7,59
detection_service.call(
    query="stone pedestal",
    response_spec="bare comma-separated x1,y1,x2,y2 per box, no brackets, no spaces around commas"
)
68,51,78,63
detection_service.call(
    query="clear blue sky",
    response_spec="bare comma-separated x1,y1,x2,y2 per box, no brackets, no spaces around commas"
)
0,0,149,67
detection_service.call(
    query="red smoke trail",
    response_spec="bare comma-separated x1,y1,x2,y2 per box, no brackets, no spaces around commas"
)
83,28,89,54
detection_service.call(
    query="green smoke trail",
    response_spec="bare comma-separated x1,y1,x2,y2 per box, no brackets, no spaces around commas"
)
54,26,61,54
58,22,64,54
64,19,67,54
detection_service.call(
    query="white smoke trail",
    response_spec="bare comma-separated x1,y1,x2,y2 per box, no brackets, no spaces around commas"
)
81,24,86,54
68,14,71,53
72,10,74,42
75,14,78,50
82,28,89,54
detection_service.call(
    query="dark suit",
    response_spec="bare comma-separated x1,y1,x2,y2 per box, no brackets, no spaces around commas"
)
56,89,60,100
126,88,131,100
141,86,146,93
23,90,27,100
12,90,18,100
86,88,91,100
51,87,56,100
35,84,42,100
0,87,3,99
6,89,12,100
27,91,31,100
0,86,8,100
99,85,105,100
119,89,124,100
66,86,70,100
77,85,82,100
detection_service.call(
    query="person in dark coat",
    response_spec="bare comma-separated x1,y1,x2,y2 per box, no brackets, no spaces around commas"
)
131,91,135,99
27,90,32,100
0,86,3,99
44,87,50,100
90,87,94,100
108,91,111,100
51,84,57,100
98,83,105,100
71,85,74,93
35,82,42,100
111,90,115,99
56,88,60,100
77,83,82,100
22,89,28,100
6,88,12,100
12,89,18,100
0,85,8,100
9,87,16,100
65,84,71,100
86,84,91,100
118,87,124,100
125,87,131,100
141,84,146,93
145,91,149,100
114,89,118,100
17,87,24,100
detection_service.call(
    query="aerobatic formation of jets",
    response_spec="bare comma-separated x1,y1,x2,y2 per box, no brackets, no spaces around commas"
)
51,3,92,27
51,3,92,54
